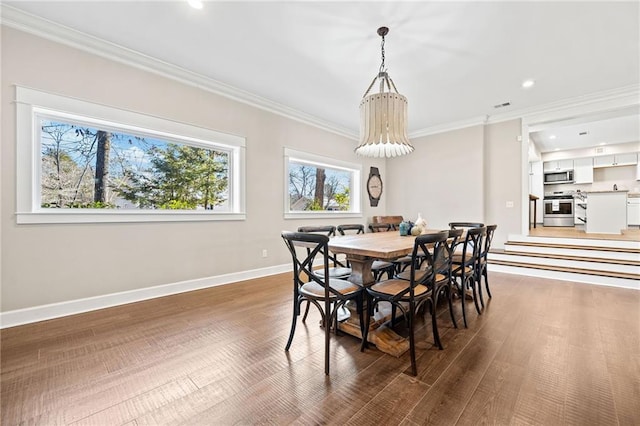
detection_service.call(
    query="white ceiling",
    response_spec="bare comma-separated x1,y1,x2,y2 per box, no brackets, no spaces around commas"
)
3,1,640,150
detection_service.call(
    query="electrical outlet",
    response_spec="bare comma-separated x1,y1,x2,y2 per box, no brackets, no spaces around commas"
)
506,201,514,208
262,249,268,258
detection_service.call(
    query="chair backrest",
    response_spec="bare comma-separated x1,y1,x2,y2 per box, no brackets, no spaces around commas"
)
368,223,392,233
337,224,365,235
297,225,336,237
459,226,486,268
436,228,463,276
408,231,450,293
372,215,404,230
281,231,342,298
480,224,497,260
449,222,485,230
297,225,345,267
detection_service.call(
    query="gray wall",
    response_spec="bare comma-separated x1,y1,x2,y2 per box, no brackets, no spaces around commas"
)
1,27,387,312
1,26,524,314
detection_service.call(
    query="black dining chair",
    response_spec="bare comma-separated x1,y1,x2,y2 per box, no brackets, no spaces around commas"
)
476,224,498,303
451,226,486,327
297,226,351,280
337,224,395,281
361,230,449,376
281,231,364,375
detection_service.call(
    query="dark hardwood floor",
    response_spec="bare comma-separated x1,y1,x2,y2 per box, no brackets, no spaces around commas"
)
2,272,639,425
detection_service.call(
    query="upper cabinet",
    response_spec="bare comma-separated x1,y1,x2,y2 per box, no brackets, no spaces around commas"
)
593,153,638,168
573,157,594,184
543,159,574,172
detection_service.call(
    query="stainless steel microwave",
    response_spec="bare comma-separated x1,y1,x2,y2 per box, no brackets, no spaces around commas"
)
543,170,574,185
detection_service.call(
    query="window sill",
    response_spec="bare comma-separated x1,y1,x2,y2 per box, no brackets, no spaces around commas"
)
16,211,247,224
284,212,363,220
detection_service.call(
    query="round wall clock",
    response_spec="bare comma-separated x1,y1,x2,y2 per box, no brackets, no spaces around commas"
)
367,167,383,207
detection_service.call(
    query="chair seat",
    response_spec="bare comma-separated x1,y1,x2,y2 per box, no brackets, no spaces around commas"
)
369,279,430,297
452,252,473,264
452,265,473,276
315,267,352,279
300,279,360,298
396,270,446,283
372,260,393,270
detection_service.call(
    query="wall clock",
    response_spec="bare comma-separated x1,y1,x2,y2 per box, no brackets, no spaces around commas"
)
367,167,383,207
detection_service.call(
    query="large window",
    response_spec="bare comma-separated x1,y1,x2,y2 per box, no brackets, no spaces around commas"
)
284,148,361,219
16,86,246,223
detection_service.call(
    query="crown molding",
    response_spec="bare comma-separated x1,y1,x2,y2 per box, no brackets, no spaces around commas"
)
0,4,358,141
3,5,637,143
410,84,640,139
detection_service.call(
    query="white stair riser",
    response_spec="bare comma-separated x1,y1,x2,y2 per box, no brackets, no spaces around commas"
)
488,264,640,290
507,234,640,250
490,253,639,275
504,244,640,262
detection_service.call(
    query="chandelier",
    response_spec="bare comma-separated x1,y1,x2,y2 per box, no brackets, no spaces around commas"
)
355,26,414,158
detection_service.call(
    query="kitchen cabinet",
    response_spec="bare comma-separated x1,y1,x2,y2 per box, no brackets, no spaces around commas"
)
543,159,574,172
528,161,544,224
628,196,640,226
586,191,627,234
593,153,638,168
573,157,593,184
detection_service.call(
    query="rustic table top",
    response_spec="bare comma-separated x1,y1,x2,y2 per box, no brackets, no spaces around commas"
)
328,229,445,260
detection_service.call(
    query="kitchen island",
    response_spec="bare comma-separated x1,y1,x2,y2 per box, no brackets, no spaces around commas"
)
586,190,628,234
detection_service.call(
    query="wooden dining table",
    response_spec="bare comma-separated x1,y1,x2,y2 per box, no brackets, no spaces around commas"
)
328,230,442,357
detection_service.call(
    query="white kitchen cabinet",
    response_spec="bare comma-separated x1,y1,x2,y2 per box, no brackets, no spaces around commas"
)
543,159,574,172
573,157,593,184
593,153,638,168
529,161,544,224
628,197,640,226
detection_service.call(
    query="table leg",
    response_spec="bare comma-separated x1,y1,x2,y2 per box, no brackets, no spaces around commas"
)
337,254,410,357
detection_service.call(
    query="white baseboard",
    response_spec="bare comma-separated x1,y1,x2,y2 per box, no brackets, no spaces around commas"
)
0,263,291,329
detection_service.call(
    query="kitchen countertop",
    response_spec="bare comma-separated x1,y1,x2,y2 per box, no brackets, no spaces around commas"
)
585,190,629,194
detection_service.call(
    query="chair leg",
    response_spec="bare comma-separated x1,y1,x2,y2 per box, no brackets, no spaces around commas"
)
391,304,397,327
408,300,417,376
483,268,492,299
471,277,482,315
361,294,372,352
285,298,299,351
460,277,468,328
431,296,443,350
476,271,485,309
447,282,458,329
301,300,311,322
324,299,331,375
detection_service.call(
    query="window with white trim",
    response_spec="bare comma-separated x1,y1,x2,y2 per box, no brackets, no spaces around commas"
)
284,148,361,219
15,86,246,224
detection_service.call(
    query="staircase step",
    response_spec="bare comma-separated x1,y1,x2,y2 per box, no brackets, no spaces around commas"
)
492,234,640,290
490,250,640,275
505,241,640,254
504,242,639,262
488,262,640,290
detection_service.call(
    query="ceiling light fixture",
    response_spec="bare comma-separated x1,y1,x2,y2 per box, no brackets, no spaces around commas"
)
522,79,535,89
549,135,556,139
355,27,413,158
187,0,203,10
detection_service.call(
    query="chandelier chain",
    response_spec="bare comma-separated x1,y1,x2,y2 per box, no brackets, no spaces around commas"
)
379,34,386,74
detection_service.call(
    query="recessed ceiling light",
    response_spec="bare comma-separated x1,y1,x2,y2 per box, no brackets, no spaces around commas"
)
599,142,607,146
554,148,560,151
522,79,535,89
187,0,203,9
549,135,556,140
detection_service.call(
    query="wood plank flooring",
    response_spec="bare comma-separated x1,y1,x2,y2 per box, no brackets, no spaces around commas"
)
2,272,639,425
529,226,640,241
